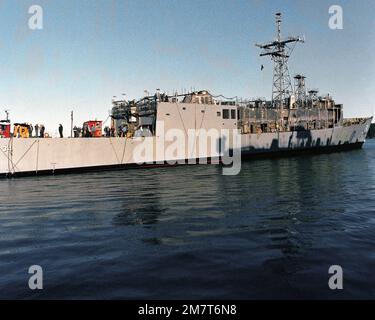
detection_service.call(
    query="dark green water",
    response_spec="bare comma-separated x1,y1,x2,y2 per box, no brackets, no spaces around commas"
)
1,140,375,299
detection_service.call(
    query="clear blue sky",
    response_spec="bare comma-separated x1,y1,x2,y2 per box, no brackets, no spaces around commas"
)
0,0,374,136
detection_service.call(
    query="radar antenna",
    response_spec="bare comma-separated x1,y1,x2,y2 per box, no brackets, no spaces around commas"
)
256,13,304,110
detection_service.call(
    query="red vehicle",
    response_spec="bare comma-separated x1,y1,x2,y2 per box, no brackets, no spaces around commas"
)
83,120,102,137
0,120,11,138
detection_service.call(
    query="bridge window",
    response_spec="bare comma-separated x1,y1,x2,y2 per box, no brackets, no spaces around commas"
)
222,109,229,119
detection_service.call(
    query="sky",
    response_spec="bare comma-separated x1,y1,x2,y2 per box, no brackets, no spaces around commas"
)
0,0,374,137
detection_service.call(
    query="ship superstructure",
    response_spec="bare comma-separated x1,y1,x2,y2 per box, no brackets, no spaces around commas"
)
110,13,345,138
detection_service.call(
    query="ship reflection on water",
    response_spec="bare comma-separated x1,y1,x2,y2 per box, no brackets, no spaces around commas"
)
0,141,374,299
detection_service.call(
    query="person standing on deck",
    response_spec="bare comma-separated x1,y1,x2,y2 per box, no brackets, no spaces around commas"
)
59,124,63,138
122,124,128,137
34,124,39,137
28,124,33,138
40,125,45,138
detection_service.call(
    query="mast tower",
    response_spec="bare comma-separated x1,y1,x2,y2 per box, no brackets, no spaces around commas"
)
256,13,304,110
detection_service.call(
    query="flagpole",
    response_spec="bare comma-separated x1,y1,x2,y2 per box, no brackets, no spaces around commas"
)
70,110,73,138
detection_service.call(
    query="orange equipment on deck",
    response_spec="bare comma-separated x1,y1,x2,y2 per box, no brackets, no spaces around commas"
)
0,121,11,138
83,120,102,137
13,123,30,138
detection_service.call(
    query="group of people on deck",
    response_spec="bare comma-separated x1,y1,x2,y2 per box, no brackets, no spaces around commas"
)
12,123,65,138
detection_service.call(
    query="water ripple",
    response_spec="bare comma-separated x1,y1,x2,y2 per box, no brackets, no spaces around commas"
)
0,141,375,298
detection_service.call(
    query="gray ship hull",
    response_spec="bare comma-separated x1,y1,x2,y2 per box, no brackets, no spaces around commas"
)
0,117,371,178
0,141,365,178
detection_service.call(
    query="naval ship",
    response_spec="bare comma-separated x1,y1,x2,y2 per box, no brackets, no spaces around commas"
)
0,13,372,177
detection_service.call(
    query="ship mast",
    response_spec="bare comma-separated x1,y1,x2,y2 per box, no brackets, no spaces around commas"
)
256,13,304,111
